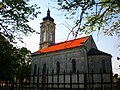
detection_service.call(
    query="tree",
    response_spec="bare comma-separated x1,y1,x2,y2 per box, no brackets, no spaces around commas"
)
16,47,31,79
0,34,15,80
56,0,120,36
0,0,40,43
0,34,31,80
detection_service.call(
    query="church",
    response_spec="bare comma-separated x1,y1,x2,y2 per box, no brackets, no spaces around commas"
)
31,9,112,88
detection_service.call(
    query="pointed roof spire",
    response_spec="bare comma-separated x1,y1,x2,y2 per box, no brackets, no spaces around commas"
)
47,8,50,16
43,9,54,22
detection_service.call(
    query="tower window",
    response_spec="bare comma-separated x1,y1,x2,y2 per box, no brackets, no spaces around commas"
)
56,61,60,74
50,32,52,42
72,59,76,73
43,31,47,42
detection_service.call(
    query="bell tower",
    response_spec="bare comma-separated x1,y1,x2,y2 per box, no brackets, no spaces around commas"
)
40,9,56,49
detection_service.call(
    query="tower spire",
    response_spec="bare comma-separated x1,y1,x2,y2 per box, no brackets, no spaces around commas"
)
43,9,54,22
47,8,50,16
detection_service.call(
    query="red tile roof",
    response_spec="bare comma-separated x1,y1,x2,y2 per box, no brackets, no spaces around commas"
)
38,36,89,53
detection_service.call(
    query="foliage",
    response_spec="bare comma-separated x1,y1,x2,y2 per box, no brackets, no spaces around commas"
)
0,34,15,80
56,0,120,36
0,0,40,43
0,34,31,80
16,47,31,79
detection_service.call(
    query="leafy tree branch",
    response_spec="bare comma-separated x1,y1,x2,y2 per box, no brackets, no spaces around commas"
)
0,0,40,43
56,0,120,36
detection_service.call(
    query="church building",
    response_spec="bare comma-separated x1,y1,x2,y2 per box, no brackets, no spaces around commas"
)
31,9,112,88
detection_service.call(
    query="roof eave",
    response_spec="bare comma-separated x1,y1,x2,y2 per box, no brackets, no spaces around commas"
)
31,51,41,56
38,45,83,54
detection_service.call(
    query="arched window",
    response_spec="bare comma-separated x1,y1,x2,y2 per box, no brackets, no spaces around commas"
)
72,59,76,73
42,63,46,74
50,32,52,42
34,64,37,75
56,61,60,74
102,60,105,72
43,31,47,42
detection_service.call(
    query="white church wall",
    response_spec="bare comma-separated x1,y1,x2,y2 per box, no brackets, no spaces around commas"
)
31,46,88,87
87,55,112,88
88,55,112,73
31,46,88,76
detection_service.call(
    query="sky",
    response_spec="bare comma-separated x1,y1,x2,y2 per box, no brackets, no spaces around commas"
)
19,0,120,74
